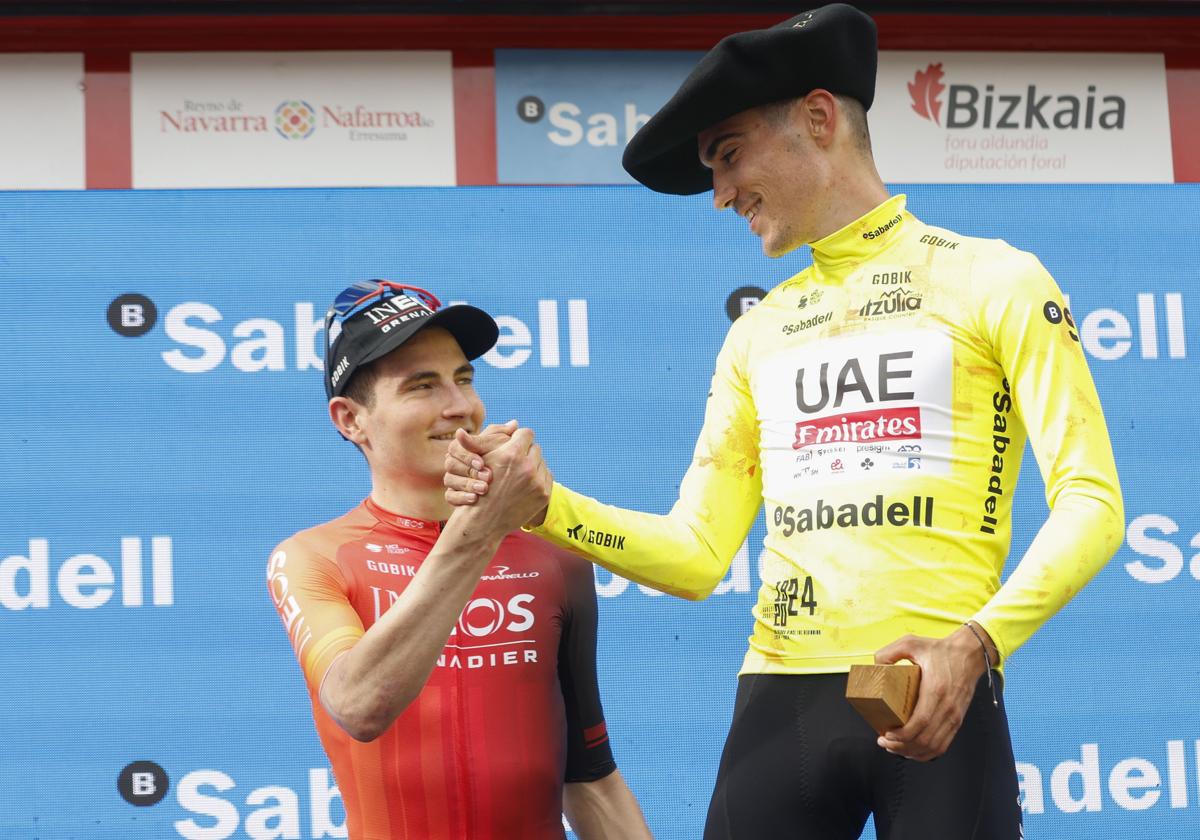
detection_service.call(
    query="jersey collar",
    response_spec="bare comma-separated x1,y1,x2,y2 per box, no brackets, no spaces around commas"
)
362,496,442,534
809,193,910,270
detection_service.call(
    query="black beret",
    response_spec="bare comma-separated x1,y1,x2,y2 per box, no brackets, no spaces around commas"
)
621,3,878,195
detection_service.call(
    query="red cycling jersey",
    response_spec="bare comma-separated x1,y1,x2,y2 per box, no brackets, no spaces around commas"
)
267,497,615,840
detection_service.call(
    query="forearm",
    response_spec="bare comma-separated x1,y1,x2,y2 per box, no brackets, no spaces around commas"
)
973,486,1124,660
531,483,747,600
563,770,652,840
321,507,503,740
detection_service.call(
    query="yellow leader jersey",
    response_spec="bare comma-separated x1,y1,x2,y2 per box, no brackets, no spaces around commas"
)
531,194,1124,675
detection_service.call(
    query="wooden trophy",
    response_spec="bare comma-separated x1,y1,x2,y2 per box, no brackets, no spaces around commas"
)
845,663,921,735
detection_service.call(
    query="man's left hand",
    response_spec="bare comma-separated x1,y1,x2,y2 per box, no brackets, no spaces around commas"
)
872,625,993,761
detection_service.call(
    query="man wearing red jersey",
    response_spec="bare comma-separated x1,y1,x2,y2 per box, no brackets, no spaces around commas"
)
267,280,651,840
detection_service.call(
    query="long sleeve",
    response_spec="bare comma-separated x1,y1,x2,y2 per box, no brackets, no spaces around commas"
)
970,249,1124,659
530,325,764,600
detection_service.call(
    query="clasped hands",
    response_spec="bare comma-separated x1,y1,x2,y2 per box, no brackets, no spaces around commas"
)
444,422,992,762
445,421,550,530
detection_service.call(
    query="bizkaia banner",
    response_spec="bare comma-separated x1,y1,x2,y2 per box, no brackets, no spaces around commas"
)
0,53,84,189
130,51,455,188
871,51,1173,183
495,49,1173,186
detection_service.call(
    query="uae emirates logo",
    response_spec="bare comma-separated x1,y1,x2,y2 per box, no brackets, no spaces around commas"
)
909,63,946,126
275,100,316,140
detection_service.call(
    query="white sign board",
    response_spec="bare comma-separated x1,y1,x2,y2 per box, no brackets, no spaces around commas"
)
0,54,85,189
871,52,1173,183
132,52,456,188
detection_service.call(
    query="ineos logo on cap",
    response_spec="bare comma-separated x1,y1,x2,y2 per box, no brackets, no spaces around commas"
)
108,294,157,337
117,760,170,806
726,286,767,322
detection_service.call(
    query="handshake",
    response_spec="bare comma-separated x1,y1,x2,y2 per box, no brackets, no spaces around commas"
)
442,420,552,535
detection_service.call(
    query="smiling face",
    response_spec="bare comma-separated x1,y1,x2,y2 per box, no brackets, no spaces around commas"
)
698,94,839,258
334,327,485,493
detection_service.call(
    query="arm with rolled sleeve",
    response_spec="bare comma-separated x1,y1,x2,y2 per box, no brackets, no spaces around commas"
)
969,249,1124,660
529,324,763,600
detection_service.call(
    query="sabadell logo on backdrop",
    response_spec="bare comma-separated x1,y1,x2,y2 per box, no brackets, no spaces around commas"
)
107,294,592,374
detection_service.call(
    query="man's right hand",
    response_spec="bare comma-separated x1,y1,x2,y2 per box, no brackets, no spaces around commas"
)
450,425,550,532
444,421,515,505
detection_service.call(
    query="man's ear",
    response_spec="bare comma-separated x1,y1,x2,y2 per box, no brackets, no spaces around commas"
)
802,88,838,148
329,396,367,445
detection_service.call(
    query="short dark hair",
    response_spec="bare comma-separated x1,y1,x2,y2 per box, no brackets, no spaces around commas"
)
340,360,380,408
764,93,872,156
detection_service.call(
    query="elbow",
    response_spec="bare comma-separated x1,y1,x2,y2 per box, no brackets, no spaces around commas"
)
341,720,384,744
1106,491,1126,558
336,703,407,743
1093,480,1125,555
326,692,415,743
679,581,718,602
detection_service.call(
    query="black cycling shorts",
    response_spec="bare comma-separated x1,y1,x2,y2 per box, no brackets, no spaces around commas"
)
703,671,1022,840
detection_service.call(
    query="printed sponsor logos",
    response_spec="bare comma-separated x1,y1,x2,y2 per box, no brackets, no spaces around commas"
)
726,286,767,322
793,406,921,450
274,100,316,139
1067,292,1187,361
365,559,416,577
267,551,313,660
1124,514,1200,584
873,51,1173,183
759,330,954,486
1019,740,1200,814
862,213,903,241
107,295,591,374
1,537,174,611
328,355,351,389
593,538,761,599
893,444,923,471
533,99,649,149
1043,299,1080,342
360,293,429,334
771,495,936,538
439,594,539,669
158,98,436,140
366,583,540,669
118,760,170,807
856,287,924,319
782,312,832,335
494,49,701,185
567,523,626,550
107,293,158,337
797,289,824,309
481,565,541,581
919,234,959,250
910,63,1127,131
980,378,1013,536
132,51,455,187
794,350,917,415
171,766,344,840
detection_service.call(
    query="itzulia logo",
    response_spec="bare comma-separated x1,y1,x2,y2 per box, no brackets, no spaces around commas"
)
275,100,316,140
908,62,1127,130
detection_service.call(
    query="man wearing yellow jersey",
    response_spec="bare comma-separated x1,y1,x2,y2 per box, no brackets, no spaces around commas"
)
445,5,1122,838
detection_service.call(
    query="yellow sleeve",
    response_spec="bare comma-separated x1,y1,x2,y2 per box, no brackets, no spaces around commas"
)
970,249,1124,659
529,323,764,600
